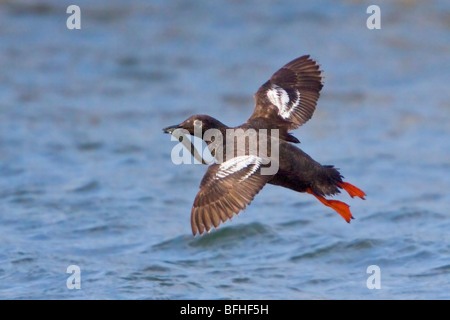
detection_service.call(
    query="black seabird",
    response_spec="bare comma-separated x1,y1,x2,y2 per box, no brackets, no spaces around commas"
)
163,55,366,236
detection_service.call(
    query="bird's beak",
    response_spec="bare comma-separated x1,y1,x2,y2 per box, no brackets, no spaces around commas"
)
162,124,181,134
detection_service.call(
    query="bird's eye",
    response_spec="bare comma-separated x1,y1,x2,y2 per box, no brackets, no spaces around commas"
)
194,119,202,127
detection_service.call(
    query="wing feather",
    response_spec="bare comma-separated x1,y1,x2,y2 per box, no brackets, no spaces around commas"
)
250,55,323,131
191,156,272,235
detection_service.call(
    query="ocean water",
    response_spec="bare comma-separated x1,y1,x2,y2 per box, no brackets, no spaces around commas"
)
0,0,449,299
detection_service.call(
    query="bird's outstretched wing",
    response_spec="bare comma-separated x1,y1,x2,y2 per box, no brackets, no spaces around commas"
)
250,55,323,131
191,155,272,235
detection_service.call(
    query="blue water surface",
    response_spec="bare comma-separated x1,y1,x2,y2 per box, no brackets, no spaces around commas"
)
0,0,449,299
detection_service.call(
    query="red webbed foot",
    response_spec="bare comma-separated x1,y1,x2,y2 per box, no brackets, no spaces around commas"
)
337,181,366,200
307,188,354,223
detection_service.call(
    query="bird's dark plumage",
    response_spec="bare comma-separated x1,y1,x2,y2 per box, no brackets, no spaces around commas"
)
164,55,366,236
191,156,272,235
250,55,323,132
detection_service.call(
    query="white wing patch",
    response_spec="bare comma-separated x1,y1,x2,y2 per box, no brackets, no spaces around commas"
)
266,84,301,119
267,85,289,115
215,155,262,182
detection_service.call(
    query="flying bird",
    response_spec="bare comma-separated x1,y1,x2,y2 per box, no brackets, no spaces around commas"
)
163,55,366,236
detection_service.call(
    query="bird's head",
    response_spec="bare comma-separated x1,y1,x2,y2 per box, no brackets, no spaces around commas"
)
163,114,226,136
